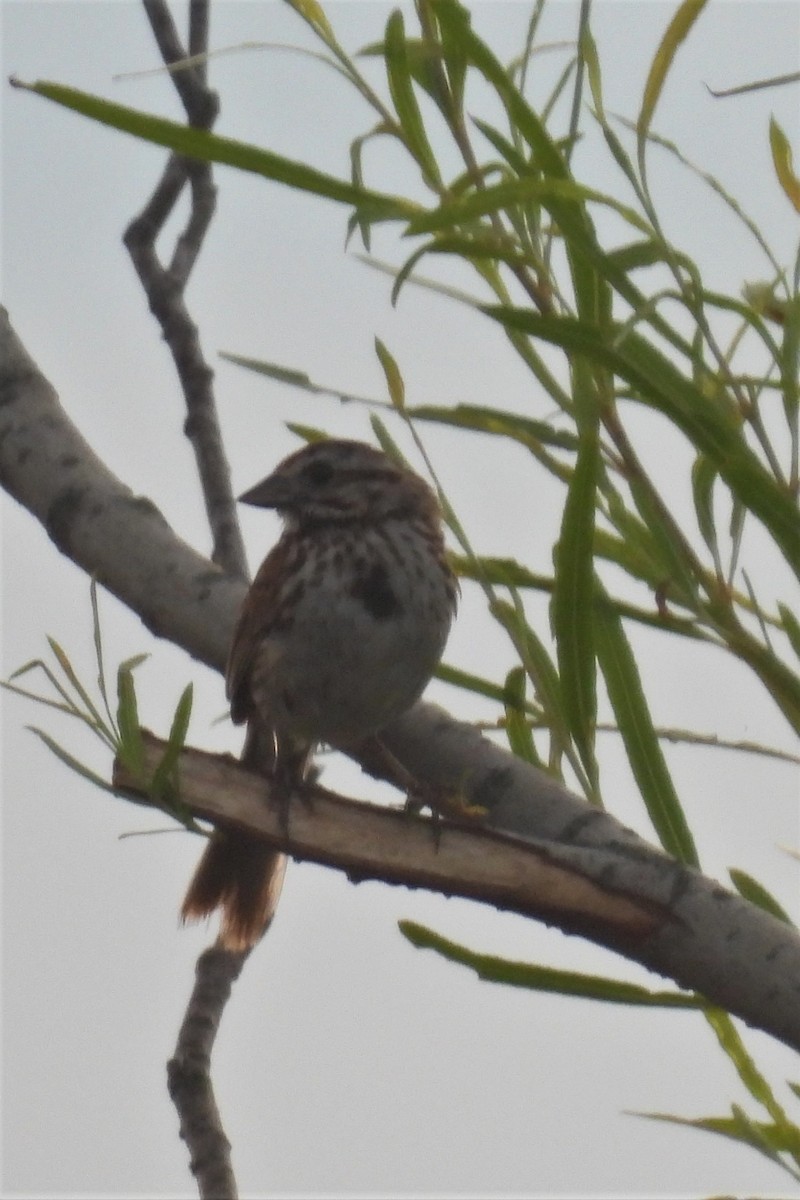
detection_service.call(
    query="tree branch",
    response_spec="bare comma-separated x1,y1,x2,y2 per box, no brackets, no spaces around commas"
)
167,943,248,1200
114,732,800,1054
125,0,247,580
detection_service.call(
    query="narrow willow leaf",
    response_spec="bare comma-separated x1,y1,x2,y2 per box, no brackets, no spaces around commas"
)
471,116,529,174
491,596,572,780
284,422,329,445
779,293,800,427
409,403,578,451
769,116,800,214
450,554,552,591
369,413,407,465
384,10,441,188
27,727,118,796
581,22,604,120
284,0,335,42
691,454,719,559
399,921,702,1006
779,604,800,661
729,869,794,927
704,1008,800,1161
422,231,537,269
116,665,146,780
596,516,677,597
502,667,539,764
0,678,83,717
552,434,599,788
633,1109,800,1170
594,582,699,864
46,636,106,728
435,661,535,712
222,351,383,408
407,176,651,237
222,354,323,392
627,476,702,610
12,80,417,222
638,0,710,145
606,240,674,273
90,577,117,736
374,339,405,411
150,683,194,801
428,0,471,111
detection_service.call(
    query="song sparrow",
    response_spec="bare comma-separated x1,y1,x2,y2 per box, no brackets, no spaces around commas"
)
181,438,457,950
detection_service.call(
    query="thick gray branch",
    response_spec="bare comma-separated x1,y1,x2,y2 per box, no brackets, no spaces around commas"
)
3,307,800,1055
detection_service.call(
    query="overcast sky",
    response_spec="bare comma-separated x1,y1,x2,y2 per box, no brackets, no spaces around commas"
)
3,1,800,1196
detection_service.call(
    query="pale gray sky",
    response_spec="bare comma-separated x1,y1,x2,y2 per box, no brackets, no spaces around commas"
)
2,1,799,1196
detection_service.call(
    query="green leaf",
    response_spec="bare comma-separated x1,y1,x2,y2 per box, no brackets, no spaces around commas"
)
502,667,540,764
633,1108,800,1170
729,869,795,927
704,1008,800,1163
491,595,572,780
427,0,471,112
638,0,710,145
369,412,406,465
779,293,800,428
284,0,335,42
116,661,146,780
374,338,406,411
407,176,651,238
435,661,536,712
410,403,578,451
690,454,719,560
27,727,118,796
552,433,599,790
90,577,118,738
284,422,330,445
594,581,699,864
471,116,529,175
626,475,702,611
779,603,800,662
384,10,441,189
46,636,106,730
11,79,417,223
769,116,800,214
400,920,702,1006
150,683,194,802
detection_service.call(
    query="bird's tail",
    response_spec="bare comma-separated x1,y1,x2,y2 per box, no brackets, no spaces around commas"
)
180,722,287,951
180,832,286,951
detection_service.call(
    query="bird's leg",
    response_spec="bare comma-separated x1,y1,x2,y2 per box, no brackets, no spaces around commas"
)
359,735,487,847
271,736,315,841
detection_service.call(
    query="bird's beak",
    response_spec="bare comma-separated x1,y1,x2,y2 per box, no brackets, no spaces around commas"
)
237,474,293,509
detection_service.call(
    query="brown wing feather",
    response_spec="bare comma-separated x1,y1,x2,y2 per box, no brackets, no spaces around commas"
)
225,537,291,724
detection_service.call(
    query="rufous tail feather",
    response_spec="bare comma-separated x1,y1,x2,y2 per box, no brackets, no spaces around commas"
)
181,830,287,951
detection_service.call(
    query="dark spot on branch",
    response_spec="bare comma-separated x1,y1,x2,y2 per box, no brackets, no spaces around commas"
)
46,485,87,550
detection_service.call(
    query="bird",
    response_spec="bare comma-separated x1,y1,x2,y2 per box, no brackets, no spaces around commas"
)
181,438,457,950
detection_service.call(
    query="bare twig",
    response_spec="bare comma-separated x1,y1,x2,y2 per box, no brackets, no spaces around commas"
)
168,944,249,1200
124,0,247,580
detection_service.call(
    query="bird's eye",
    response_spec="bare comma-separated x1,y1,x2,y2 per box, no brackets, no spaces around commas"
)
303,458,334,486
